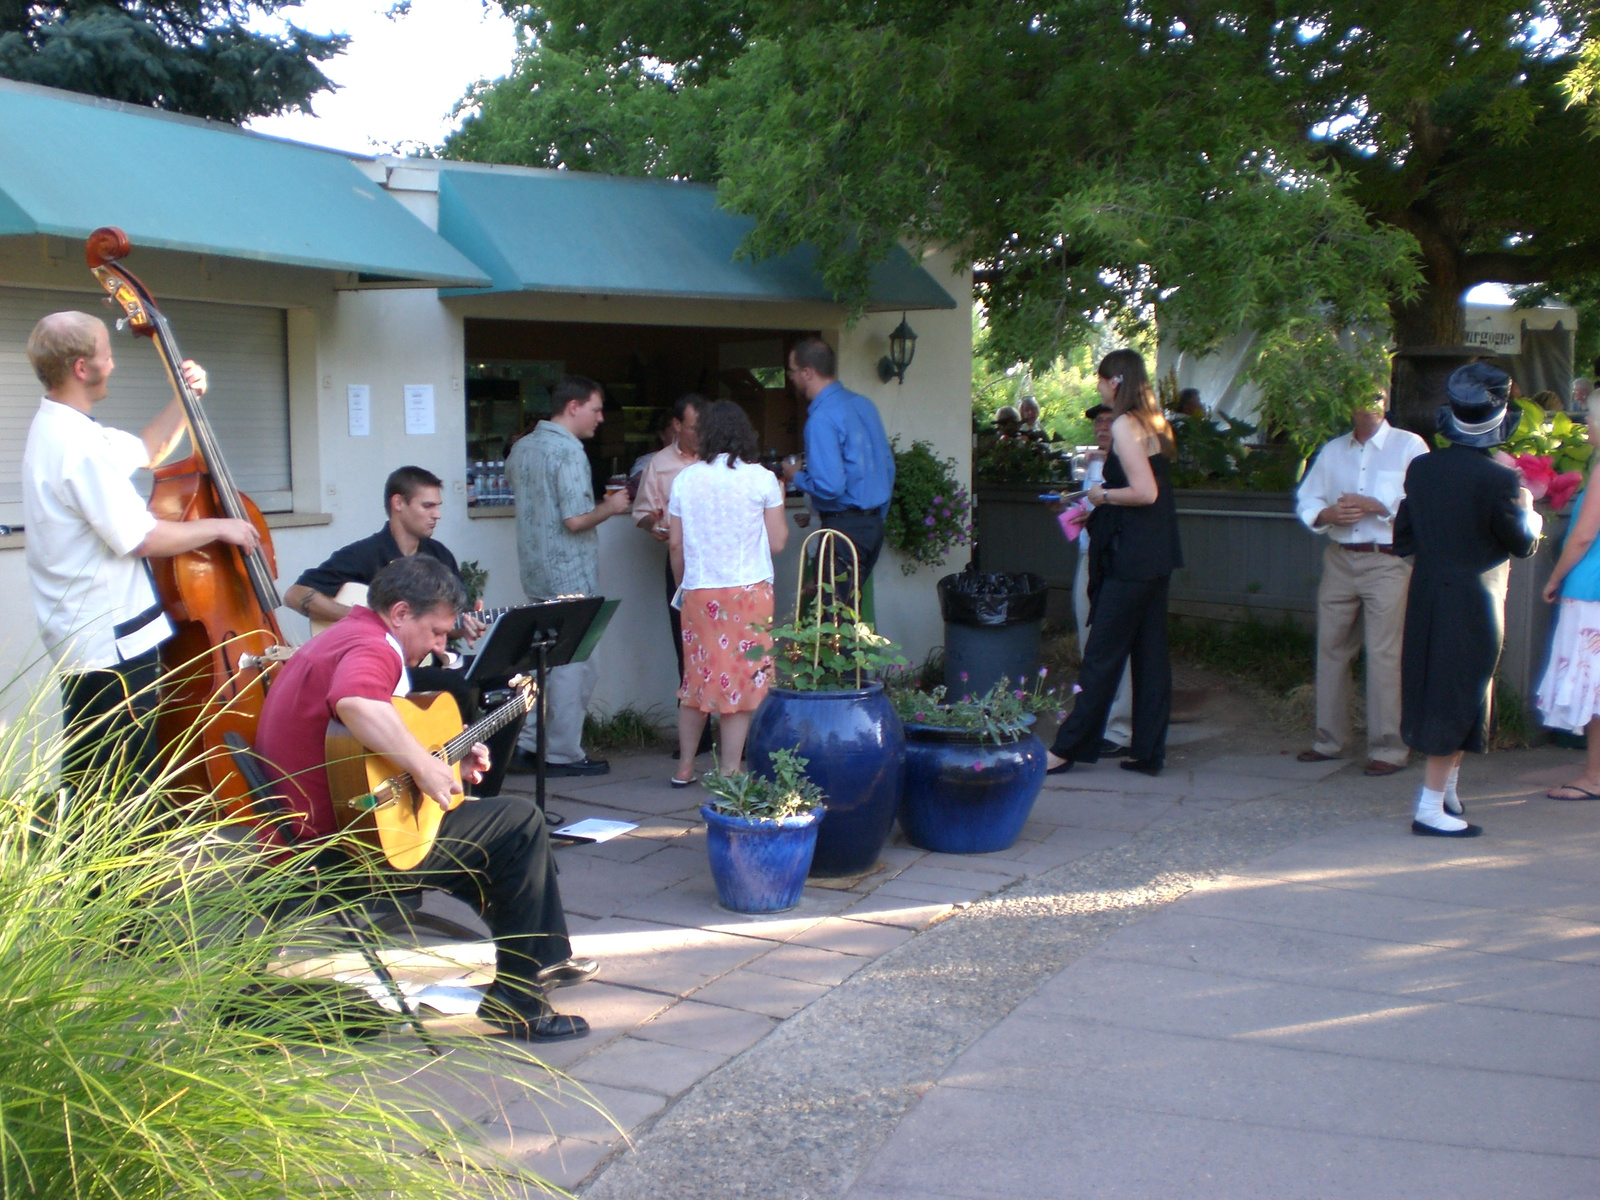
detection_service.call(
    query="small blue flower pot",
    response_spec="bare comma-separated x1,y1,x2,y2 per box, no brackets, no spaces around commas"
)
701,804,822,914
899,724,1047,854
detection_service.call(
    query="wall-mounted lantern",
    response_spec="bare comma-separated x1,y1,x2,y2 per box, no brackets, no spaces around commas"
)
877,313,918,385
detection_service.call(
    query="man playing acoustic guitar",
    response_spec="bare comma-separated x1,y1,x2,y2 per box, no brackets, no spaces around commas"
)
256,554,592,1042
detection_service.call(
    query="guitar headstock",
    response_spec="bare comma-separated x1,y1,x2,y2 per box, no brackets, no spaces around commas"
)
86,226,160,341
508,673,537,702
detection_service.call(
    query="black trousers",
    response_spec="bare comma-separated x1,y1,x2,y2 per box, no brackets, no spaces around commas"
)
403,793,570,998
817,509,885,609
666,555,685,679
60,647,162,797
407,664,522,799
1051,576,1172,766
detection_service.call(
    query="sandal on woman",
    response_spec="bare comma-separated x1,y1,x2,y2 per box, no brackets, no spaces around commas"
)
670,772,699,789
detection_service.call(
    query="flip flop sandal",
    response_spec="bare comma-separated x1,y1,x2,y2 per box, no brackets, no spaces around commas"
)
1546,786,1600,801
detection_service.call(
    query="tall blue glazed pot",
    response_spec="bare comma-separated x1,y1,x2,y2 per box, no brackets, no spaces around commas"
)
747,684,905,877
899,724,1047,854
701,804,822,914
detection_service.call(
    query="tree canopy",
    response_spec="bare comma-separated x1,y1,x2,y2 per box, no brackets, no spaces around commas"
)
449,0,1600,365
0,1,345,122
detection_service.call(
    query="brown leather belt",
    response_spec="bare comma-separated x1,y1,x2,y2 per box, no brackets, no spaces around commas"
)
1339,542,1397,555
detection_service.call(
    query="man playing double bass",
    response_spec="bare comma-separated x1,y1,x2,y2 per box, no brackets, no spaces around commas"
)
21,312,260,792
255,555,591,1041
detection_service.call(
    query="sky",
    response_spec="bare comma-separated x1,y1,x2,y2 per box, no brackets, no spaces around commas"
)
246,0,519,155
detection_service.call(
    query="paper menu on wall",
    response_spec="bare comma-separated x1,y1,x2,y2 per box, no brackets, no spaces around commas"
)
403,383,435,435
347,384,371,436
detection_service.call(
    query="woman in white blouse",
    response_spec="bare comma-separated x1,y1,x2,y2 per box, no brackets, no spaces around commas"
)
668,401,790,783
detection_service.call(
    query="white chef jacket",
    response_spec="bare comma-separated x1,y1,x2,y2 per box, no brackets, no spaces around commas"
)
1295,420,1429,545
21,398,174,672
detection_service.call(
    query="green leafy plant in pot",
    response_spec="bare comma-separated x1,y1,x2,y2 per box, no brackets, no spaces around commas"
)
701,749,826,913
744,529,908,876
888,674,1054,854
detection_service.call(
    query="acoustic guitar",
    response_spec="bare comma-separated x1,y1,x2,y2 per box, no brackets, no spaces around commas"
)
311,581,518,636
326,674,536,870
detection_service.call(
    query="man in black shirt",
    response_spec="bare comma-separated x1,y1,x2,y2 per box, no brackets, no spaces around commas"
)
284,466,522,797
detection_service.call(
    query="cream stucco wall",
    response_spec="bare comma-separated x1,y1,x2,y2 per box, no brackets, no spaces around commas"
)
0,209,971,733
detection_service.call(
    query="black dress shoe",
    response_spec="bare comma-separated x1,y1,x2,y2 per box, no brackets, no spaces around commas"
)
1098,739,1133,757
1411,819,1483,838
545,757,610,777
1120,758,1163,777
535,956,600,989
479,986,590,1041
1046,758,1074,775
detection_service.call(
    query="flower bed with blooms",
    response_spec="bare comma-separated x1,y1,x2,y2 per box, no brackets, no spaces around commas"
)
886,439,973,574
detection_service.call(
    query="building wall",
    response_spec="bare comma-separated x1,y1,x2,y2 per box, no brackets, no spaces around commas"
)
0,236,971,731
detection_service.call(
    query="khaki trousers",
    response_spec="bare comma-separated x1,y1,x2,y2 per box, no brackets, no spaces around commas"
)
1313,543,1411,765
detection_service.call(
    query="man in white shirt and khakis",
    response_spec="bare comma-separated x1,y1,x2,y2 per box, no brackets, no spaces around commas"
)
21,311,258,793
1295,389,1428,776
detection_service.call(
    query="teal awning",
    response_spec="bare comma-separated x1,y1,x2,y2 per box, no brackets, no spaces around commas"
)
0,80,489,288
436,167,957,310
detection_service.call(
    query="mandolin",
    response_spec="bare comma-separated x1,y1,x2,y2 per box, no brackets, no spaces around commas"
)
325,674,535,870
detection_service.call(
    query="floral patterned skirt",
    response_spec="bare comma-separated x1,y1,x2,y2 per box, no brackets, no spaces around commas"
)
1537,598,1600,732
679,582,775,714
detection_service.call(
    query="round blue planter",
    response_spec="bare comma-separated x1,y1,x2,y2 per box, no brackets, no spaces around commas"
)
747,684,905,877
899,724,1047,854
701,804,822,913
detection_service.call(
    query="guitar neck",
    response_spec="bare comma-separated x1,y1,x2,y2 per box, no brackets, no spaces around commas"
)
441,689,532,764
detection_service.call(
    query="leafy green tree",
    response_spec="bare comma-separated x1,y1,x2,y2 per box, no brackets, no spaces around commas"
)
0,1,345,121
451,0,1600,362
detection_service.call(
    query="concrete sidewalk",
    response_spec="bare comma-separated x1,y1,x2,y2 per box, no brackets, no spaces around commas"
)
846,763,1600,1199
581,747,1600,1198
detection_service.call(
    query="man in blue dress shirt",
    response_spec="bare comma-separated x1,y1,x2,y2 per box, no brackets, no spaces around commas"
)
781,336,896,598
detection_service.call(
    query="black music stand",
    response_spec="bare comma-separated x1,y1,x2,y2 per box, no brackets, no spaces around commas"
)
465,597,617,816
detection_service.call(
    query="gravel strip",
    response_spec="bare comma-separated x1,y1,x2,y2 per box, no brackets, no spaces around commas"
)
580,769,1415,1198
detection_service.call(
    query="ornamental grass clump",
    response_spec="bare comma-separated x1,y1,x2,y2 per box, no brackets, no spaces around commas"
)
0,671,550,1200
701,748,825,821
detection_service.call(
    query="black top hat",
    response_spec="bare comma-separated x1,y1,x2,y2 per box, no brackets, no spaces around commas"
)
1438,362,1517,449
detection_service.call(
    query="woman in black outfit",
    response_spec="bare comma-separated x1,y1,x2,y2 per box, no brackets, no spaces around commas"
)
1047,350,1183,777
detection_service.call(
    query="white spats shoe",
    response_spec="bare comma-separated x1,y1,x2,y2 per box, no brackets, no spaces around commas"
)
1413,785,1481,838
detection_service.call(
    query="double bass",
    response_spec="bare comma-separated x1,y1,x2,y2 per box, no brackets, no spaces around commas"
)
87,227,293,816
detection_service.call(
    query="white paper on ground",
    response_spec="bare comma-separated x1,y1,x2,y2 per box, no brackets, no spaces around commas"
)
552,817,637,843
344,975,485,1015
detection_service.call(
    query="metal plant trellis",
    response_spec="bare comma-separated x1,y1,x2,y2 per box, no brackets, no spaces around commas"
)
793,527,865,688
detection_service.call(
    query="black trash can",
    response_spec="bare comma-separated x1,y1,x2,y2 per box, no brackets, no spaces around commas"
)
938,570,1049,699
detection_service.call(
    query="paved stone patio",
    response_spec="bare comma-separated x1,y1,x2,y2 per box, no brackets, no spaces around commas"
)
328,741,1354,1193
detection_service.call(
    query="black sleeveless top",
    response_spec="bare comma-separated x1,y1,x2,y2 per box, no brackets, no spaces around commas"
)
1087,446,1183,583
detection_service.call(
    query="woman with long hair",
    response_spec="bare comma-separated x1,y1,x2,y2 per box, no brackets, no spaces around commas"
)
668,400,790,784
1046,349,1184,776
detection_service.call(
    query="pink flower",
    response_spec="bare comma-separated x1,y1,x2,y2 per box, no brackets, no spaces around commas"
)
1549,471,1584,512
1513,453,1555,500
729,690,741,704
753,670,768,687
719,672,732,689
972,761,986,771
924,515,936,526
706,600,721,618
719,634,730,649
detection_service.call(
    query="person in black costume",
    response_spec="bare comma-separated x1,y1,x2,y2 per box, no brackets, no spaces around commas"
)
1395,361,1542,837
1046,350,1184,777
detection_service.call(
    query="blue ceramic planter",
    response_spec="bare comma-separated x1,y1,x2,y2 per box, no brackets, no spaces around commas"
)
899,724,1047,854
701,804,822,913
747,684,905,877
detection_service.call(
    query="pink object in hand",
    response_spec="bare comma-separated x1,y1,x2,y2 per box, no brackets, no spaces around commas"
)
1057,499,1093,541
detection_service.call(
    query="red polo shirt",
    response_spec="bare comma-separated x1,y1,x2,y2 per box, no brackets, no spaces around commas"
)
254,606,406,842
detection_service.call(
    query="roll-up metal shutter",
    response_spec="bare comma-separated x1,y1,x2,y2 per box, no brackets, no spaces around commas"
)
0,287,291,525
